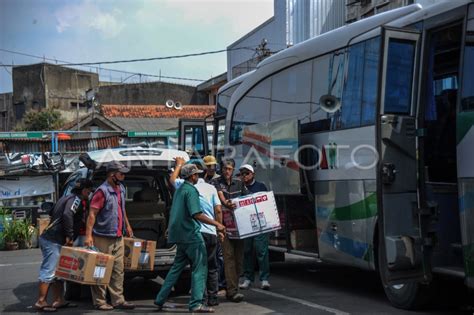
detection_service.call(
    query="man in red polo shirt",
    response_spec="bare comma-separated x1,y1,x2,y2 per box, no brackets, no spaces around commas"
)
84,161,135,311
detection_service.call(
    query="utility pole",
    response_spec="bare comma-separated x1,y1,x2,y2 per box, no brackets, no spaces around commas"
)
256,38,271,62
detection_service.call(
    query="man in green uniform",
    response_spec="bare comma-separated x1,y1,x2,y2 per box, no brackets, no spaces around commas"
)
154,164,226,313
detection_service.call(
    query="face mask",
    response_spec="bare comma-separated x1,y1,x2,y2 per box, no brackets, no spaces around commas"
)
112,174,122,185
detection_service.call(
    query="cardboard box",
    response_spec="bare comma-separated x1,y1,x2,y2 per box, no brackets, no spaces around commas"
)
55,247,114,285
37,217,50,237
225,191,281,239
123,237,156,271
290,229,317,249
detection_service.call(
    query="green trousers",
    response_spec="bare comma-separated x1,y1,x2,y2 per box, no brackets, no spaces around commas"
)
155,241,207,310
243,233,270,282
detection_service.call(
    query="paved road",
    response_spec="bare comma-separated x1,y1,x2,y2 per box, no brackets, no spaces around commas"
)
0,249,472,314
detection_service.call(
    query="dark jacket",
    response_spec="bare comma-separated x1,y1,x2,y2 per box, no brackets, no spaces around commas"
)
41,193,85,245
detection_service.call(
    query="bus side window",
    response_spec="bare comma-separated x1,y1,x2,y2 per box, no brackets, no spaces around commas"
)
341,37,381,128
310,51,344,131
230,78,271,144
271,60,312,123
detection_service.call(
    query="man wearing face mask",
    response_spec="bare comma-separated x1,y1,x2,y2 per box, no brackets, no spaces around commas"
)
84,161,135,311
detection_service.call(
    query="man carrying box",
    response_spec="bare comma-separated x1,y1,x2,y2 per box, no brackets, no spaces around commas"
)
84,161,135,311
212,159,249,303
238,164,271,291
154,164,226,313
34,178,93,312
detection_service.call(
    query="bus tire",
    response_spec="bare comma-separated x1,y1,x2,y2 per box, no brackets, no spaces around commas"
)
377,234,433,309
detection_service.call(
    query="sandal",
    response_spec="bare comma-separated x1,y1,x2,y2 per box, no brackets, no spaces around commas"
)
190,304,215,313
52,302,77,309
95,304,113,311
33,303,57,312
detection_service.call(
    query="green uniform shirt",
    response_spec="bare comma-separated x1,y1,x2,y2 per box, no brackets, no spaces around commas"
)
168,181,203,244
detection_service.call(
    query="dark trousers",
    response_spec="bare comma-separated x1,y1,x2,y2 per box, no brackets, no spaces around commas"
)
216,241,226,289
202,233,218,302
222,237,244,298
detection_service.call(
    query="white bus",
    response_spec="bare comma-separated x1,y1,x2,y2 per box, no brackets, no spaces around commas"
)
180,1,474,309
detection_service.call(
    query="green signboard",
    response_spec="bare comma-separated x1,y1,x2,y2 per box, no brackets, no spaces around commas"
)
0,132,43,139
127,131,178,137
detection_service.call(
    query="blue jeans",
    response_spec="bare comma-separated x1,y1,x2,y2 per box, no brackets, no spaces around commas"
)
38,236,62,283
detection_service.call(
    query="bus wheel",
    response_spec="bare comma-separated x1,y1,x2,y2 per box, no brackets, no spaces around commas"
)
377,236,434,309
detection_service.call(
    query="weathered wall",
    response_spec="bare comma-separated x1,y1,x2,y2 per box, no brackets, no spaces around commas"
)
96,81,208,105
44,64,99,110
12,63,99,123
0,93,14,131
12,64,46,120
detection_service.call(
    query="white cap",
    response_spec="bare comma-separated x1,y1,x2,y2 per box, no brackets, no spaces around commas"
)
239,164,254,173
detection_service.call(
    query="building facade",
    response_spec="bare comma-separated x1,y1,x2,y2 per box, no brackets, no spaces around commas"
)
196,72,227,105
287,0,346,45
0,93,13,132
227,0,346,81
345,0,446,23
96,81,208,106
12,63,99,124
227,1,287,81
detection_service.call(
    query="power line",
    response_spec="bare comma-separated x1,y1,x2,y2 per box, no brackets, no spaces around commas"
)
56,47,255,66
0,48,206,82
0,47,255,81
0,62,12,75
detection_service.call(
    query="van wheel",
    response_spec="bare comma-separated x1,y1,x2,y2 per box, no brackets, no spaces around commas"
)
377,234,433,309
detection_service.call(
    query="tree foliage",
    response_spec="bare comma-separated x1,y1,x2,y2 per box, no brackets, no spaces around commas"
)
16,108,64,131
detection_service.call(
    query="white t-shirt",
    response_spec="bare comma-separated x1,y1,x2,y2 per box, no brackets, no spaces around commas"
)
174,178,221,235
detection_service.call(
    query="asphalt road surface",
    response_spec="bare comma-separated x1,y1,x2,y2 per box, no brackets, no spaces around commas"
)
1,249,472,314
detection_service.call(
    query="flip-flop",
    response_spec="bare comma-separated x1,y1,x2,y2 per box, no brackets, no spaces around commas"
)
33,304,57,312
52,302,78,309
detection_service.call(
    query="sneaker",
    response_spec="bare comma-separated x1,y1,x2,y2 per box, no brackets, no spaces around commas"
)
239,279,252,290
226,293,244,303
260,280,271,290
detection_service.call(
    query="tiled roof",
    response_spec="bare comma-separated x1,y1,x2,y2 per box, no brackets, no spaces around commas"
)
101,105,215,119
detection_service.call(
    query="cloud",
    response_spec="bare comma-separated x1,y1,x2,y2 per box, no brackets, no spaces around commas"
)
55,1,124,38
135,0,273,38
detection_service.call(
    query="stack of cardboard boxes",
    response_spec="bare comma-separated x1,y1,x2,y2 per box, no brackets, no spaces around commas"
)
54,237,156,285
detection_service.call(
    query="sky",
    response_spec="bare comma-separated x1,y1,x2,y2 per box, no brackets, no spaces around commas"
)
0,0,274,93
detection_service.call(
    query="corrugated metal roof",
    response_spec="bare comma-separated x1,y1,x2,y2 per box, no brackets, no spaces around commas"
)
107,118,179,131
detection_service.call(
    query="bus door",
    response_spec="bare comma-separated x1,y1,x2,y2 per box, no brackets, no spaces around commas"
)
458,3,474,289
377,26,429,284
178,119,209,158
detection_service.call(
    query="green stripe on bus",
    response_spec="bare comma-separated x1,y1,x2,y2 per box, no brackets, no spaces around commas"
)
329,193,377,221
457,112,474,145
463,243,474,277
